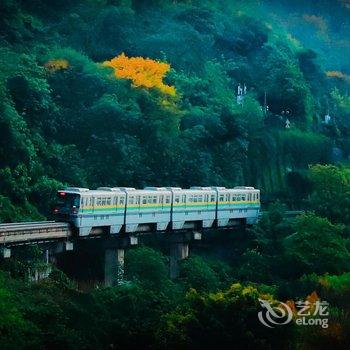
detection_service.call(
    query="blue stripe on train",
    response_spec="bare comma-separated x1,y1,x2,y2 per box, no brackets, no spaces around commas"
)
73,207,259,219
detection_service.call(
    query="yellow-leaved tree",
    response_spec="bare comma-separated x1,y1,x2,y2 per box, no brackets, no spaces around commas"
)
102,53,176,96
44,59,69,73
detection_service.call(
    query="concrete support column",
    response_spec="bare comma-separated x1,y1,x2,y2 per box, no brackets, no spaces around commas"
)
1,247,11,259
104,248,125,287
169,242,189,279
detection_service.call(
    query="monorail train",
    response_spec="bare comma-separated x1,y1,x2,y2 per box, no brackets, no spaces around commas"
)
54,186,260,236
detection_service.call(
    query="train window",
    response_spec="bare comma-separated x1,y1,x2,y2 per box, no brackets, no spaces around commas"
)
219,195,224,202
120,197,125,205
193,195,198,203
198,195,203,202
210,195,215,202
182,195,186,203
113,197,117,205
106,215,109,219
257,193,260,200
129,196,134,205
226,194,230,201
106,198,111,205
242,195,246,201
142,197,147,204
174,195,180,203
136,196,140,205
90,197,94,206
97,198,102,206
165,196,170,204
188,195,193,203
152,196,157,204
102,198,106,206
147,196,152,204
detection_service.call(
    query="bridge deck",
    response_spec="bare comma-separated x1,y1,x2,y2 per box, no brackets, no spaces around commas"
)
0,221,71,245
0,211,304,246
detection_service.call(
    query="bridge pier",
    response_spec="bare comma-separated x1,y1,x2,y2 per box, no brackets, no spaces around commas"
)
102,235,138,287
104,248,125,287
169,242,189,279
169,231,202,279
1,247,11,259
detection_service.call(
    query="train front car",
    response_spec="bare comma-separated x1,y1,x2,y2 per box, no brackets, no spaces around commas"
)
54,187,128,236
53,188,87,229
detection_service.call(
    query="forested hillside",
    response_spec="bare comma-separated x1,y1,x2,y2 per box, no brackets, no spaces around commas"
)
1,1,350,349
0,0,349,220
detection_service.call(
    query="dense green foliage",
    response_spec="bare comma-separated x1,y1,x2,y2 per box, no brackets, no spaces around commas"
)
1,205,350,349
1,1,350,349
0,0,349,218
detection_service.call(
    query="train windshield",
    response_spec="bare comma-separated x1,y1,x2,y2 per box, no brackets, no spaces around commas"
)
56,192,80,208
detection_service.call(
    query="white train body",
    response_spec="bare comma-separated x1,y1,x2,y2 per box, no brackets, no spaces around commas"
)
54,186,260,236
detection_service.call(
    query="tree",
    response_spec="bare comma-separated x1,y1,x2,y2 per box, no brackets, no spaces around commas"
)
157,284,293,349
0,273,40,349
309,164,350,224
103,53,176,96
125,246,174,292
283,213,350,276
179,255,220,292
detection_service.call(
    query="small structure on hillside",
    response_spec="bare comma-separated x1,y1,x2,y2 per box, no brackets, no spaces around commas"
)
324,114,331,124
237,83,247,105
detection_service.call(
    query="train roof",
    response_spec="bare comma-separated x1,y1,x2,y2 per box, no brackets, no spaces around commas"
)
60,188,126,196
216,187,259,192
60,186,260,196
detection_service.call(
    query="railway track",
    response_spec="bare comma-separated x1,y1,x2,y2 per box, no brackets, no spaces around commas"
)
0,221,71,245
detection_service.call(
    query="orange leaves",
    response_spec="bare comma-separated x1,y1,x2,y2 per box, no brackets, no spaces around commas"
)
103,53,176,96
44,59,69,73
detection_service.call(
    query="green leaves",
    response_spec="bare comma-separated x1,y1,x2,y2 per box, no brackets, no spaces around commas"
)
309,164,350,224
284,213,350,275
